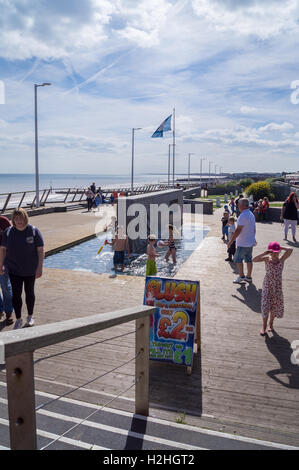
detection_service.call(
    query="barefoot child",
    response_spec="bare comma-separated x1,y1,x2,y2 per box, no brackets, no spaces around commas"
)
164,224,177,264
106,226,130,272
253,242,293,335
146,235,158,276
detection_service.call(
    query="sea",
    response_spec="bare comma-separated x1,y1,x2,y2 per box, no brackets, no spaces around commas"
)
0,173,170,194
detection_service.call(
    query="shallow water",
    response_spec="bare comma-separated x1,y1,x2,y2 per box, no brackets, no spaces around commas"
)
44,224,210,278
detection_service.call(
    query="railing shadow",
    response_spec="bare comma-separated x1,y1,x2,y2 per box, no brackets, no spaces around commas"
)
149,350,202,415
124,416,147,450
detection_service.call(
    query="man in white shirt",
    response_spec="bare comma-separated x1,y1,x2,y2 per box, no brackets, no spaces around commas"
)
227,198,256,284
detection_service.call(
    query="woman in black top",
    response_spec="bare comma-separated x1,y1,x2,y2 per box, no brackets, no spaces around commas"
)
281,192,299,242
0,208,44,329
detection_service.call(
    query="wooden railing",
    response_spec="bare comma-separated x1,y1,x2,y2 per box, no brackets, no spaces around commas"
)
0,305,155,450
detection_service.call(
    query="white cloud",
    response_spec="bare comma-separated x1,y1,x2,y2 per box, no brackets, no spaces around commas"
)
240,106,257,114
259,122,294,133
0,0,114,60
192,0,299,38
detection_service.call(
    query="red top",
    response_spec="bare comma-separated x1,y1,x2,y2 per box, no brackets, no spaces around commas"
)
261,201,269,212
0,216,11,245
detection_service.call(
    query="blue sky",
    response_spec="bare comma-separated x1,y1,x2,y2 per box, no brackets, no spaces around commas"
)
0,0,299,175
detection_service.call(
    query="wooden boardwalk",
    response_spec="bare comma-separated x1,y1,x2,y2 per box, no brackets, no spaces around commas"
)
0,205,298,445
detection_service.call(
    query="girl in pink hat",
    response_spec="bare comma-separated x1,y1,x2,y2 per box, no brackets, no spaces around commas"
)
253,242,293,335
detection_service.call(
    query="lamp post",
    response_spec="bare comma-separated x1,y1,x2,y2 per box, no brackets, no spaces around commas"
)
188,153,195,184
131,127,142,192
200,157,206,187
34,83,51,208
214,164,218,184
209,161,213,187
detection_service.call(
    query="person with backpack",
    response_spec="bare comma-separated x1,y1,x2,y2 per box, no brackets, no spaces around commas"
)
0,208,44,329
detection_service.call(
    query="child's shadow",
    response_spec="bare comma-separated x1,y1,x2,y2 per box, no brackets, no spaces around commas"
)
228,261,239,275
231,283,262,313
265,330,299,389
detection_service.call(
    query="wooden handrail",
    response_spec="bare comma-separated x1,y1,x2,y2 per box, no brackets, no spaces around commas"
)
0,305,154,362
0,305,155,450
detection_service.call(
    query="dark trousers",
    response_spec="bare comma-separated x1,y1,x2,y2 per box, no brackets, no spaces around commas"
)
227,241,236,259
8,273,36,319
87,198,93,211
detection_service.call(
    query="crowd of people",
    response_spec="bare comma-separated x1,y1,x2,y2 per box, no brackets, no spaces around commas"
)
0,189,297,335
221,192,298,335
86,182,119,212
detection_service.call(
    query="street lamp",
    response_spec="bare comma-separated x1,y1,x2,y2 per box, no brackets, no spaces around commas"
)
188,153,195,184
214,164,218,184
209,161,213,187
34,82,51,208
131,127,142,192
200,157,206,187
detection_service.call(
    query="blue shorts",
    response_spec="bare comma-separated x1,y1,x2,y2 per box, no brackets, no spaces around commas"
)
113,251,125,265
222,225,229,236
234,246,253,263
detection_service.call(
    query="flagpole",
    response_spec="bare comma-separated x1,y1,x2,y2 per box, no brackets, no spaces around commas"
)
172,107,175,188
168,144,171,187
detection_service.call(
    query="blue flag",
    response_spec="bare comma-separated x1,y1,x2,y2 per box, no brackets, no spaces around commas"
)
152,114,172,138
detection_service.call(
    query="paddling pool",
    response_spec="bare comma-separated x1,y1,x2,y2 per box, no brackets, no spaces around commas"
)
44,224,210,278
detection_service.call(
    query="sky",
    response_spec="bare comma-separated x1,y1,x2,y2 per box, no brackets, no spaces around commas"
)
0,0,299,176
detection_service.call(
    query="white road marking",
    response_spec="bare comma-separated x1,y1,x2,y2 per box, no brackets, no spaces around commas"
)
0,395,204,450
0,417,108,450
0,382,298,450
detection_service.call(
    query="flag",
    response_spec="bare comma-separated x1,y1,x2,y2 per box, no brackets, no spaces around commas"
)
151,114,172,138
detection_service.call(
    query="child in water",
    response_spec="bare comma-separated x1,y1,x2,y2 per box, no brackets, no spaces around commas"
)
164,224,177,264
146,234,158,276
253,242,293,335
106,226,130,272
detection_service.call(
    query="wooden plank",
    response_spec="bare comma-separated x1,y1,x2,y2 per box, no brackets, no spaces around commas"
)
6,352,37,450
0,305,155,362
135,316,150,415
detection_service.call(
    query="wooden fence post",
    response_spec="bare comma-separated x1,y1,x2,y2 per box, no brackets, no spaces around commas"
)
6,351,37,450
135,316,150,416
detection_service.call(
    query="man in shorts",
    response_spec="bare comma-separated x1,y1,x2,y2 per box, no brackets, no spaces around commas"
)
227,198,256,284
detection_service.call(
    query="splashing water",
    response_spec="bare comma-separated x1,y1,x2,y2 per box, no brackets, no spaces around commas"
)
44,224,210,278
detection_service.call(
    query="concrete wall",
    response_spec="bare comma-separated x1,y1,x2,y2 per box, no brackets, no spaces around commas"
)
183,187,202,198
183,199,213,215
208,185,243,196
117,189,184,253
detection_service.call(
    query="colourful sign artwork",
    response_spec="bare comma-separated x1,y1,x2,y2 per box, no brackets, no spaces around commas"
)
143,277,200,367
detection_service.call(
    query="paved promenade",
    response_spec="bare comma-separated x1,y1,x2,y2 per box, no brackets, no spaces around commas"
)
0,204,298,446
